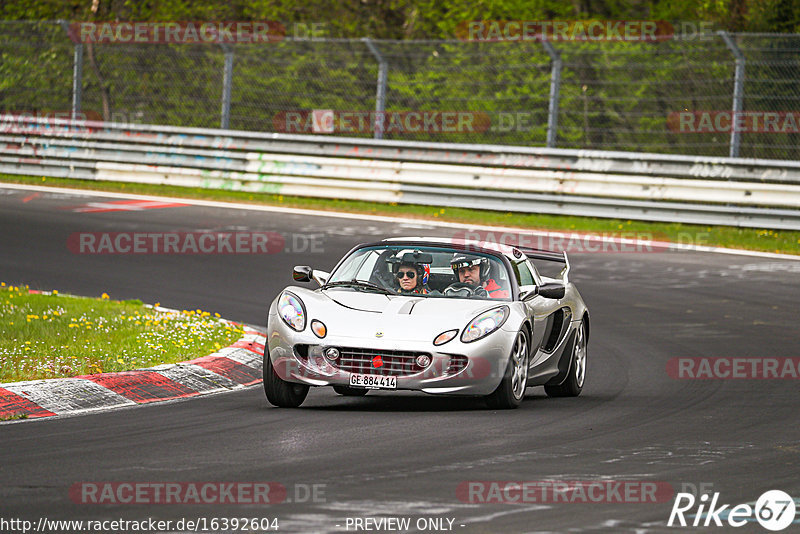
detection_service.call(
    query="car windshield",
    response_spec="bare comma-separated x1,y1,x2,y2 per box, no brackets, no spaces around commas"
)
325,245,512,300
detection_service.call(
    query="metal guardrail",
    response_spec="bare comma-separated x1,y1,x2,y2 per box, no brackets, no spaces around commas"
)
1,117,800,230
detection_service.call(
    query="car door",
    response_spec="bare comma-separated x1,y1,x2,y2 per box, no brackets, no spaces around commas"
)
513,259,566,367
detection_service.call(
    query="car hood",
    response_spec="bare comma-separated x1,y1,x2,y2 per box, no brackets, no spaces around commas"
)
286,287,506,342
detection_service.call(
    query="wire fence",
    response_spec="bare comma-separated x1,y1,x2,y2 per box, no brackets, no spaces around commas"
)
1,21,800,160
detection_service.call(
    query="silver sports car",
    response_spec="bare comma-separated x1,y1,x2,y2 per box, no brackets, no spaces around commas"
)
263,237,589,409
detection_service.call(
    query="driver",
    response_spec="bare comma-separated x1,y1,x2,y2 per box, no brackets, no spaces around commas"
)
393,260,430,295
450,254,509,298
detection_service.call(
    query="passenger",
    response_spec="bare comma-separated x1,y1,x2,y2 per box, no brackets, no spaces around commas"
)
394,261,430,295
450,254,510,298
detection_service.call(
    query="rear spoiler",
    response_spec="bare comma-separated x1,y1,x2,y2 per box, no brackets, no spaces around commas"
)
517,247,570,284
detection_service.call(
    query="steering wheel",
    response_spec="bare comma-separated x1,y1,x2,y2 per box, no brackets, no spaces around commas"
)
443,282,488,298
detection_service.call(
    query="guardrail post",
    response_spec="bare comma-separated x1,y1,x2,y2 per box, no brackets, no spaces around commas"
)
220,44,234,130
60,21,83,121
719,31,745,158
363,38,388,139
542,40,562,148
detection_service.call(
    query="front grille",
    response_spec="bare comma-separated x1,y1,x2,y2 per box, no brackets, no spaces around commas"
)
332,347,429,376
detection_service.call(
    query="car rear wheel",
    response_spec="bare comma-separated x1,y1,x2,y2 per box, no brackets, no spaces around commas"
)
263,346,309,408
333,386,369,396
545,320,587,398
485,329,529,409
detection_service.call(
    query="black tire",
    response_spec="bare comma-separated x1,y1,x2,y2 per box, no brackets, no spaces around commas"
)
263,346,309,408
485,329,530,409
333,385,369,396
545,320,587,398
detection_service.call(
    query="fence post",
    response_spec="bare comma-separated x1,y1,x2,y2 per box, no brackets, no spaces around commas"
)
363,38,388,139
542,40,562,148
719,31,745,158
60,21,83,121
220,44,234,130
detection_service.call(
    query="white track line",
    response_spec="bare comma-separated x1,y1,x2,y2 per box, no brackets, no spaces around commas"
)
3,182,799,260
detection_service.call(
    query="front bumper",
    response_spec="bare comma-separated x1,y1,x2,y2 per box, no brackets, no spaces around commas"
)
267,313,513,396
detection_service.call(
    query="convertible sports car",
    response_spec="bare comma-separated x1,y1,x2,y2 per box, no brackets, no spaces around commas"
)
263,237,589,409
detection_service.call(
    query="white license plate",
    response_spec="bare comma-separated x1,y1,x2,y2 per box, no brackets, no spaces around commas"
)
349,373,397,390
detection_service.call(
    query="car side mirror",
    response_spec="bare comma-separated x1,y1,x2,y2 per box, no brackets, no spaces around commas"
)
537,282,565,300
293,265,313,282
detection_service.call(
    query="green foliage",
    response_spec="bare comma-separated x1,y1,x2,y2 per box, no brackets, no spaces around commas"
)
2,0,799,35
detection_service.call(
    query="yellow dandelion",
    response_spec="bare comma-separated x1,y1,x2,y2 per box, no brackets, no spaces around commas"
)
101,293,109,299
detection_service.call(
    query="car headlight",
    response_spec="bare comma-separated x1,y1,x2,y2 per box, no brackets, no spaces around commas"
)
461,306,509,343
278,292,306,331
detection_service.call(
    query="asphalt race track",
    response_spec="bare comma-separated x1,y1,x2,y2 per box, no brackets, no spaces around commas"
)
1,185,799,533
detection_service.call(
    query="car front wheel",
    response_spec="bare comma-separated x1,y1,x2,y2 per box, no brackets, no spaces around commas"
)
263,347,309,408
485,329,529,409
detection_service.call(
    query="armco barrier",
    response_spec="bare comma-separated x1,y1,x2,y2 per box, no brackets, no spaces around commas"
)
1,117,800,229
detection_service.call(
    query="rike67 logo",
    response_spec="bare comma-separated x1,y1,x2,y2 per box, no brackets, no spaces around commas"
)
668,490,796,531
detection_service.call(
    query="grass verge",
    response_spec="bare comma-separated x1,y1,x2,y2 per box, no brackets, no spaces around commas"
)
2,174,800,255
0,283,244,382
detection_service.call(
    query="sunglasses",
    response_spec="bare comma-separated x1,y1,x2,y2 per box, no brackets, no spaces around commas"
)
396,270,416,279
